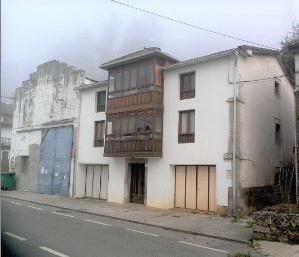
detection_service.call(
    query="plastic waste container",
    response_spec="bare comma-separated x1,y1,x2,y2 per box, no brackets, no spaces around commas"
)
1,172,16,190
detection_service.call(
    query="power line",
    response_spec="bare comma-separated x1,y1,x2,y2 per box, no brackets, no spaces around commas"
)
237,74,288,83
109,0,278,50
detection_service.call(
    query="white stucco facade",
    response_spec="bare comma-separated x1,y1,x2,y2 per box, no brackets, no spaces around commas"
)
74,47,295,212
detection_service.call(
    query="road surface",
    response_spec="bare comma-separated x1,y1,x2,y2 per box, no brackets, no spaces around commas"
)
1,197,257,257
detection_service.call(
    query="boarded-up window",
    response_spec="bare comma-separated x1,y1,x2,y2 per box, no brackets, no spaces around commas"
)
94,121,105,147
179,110,195,143
96,91,106,112
180,72,195,99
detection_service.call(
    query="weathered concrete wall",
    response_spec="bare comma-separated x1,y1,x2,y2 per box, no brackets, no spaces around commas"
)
15,144,39,191
10,60,85,193
238,54,295,190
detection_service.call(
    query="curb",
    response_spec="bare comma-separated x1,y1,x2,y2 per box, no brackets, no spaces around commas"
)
2,195,249,245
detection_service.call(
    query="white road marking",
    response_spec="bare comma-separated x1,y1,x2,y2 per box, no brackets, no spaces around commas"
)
13,202,24,206
52,211,74,218
27,205,43,210
80,218,112,226
39,246,69,257
126,228,159,237
178,241,228,254
4,232,27,241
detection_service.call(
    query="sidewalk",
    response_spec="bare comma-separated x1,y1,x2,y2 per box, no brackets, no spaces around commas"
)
1,190,252,244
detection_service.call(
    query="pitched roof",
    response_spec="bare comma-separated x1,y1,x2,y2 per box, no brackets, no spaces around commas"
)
163,45,278,71
100,47,178,70
76,80,108,91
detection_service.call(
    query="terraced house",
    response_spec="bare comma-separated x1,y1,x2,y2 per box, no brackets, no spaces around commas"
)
74,46,295,214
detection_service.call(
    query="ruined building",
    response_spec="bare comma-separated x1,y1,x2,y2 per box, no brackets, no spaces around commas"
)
10,60,95,195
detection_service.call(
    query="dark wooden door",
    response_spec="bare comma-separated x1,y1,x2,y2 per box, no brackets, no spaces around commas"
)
130,164,145,204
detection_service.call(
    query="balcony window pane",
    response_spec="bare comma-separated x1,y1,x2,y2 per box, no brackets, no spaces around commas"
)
115,72,122,91
113,119,121,135
123,70,130,90
109,74,115,92
136,116,144,133
121,118,129,134
107,121,112,135
131,68,137,89
145,114,152,132
146,64,154,85
155,114,162,133
138,66,146,88
128,117,135,133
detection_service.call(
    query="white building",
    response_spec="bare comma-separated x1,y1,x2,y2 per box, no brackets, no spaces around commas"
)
10,60,95,195
74,46,295,214
1,102,14,172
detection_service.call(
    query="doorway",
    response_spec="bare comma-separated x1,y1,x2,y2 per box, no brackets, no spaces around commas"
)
130,163,145,204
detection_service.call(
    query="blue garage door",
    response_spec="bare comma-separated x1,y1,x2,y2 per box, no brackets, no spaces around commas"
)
37,126,73,196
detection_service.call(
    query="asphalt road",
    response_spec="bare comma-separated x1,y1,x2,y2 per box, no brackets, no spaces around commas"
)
1,197,258,257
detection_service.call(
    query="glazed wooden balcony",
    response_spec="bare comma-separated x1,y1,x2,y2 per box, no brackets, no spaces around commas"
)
104,133,162,157
106,86,163,115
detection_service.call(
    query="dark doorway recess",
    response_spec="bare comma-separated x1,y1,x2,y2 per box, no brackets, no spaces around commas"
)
130,163,145,204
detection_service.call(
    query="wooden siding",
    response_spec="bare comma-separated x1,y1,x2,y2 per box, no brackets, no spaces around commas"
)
175,165,216,212
107,89,162,114
104,138,162,157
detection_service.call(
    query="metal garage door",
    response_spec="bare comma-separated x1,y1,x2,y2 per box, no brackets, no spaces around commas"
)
175,165,216,212
37,126,73,196
85,165,109,200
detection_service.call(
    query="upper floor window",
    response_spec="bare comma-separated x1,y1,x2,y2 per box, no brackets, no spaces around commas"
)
274,81,280,96
94,121,105,147
96,91,106,112
180,72,195,100
178,110,195,143
108,63,155,96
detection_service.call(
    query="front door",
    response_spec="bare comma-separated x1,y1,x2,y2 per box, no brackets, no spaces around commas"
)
130,163,145,204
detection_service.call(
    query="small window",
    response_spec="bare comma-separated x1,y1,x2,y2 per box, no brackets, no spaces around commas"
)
94,121,105,147
178,110,195,143
275,81,280,96
180,72,195,100
275,119,281,144
96,91,106,112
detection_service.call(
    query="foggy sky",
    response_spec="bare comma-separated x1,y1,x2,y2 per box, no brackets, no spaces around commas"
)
2,0,299,97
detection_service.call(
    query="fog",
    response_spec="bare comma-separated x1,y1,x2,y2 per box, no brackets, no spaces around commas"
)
2,0,298,97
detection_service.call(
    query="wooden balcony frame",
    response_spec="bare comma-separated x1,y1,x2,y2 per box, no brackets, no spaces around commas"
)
106,84,163,115
104,110,163,157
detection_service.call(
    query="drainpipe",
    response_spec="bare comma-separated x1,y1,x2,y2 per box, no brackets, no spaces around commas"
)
232,48,239,217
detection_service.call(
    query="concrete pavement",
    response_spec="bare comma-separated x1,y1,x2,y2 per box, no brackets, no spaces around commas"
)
1,198,261,257
1,190,252,244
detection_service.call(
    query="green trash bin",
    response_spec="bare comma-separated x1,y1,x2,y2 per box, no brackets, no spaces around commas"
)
1,172,16,190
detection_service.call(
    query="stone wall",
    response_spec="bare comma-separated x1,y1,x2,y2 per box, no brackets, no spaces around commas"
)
252,210,299,244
